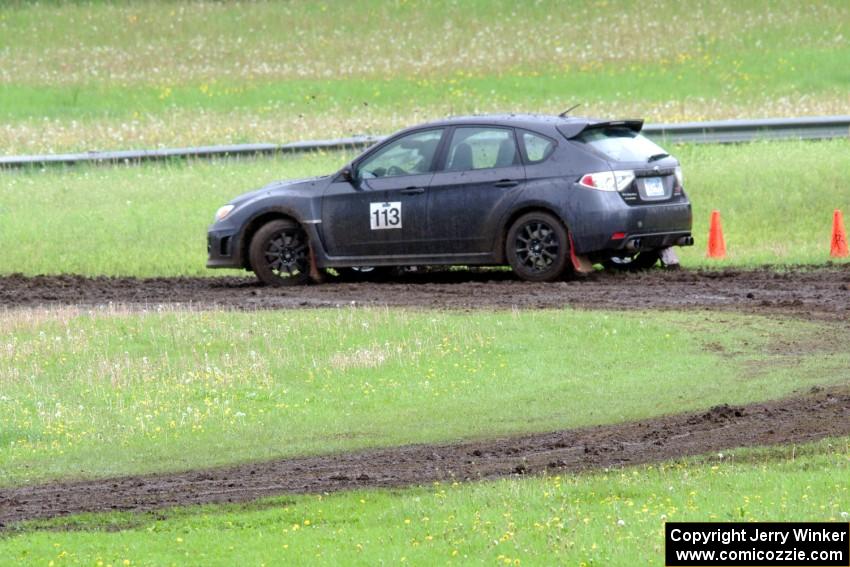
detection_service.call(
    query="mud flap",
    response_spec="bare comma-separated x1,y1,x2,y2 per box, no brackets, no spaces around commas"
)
308,245,324,284
659,246,680,269
569,234,594,274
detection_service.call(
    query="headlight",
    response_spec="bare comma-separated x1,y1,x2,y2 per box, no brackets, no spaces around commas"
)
215,204,235,221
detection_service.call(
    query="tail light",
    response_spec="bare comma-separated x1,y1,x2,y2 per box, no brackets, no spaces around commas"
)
578,170,635,192
673,166,684,195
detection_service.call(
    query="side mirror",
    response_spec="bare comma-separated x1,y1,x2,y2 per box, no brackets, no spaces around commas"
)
340,167,355,183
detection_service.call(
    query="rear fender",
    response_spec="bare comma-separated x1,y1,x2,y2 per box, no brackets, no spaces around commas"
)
495,179,573,262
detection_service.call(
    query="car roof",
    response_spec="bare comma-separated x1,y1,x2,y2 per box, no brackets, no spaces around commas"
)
402,114,643,137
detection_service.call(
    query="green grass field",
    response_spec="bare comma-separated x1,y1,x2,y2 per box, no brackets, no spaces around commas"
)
3,438,848,566
1,0,848,153
1,140,848,277
2,3,849,564
1,306,847,486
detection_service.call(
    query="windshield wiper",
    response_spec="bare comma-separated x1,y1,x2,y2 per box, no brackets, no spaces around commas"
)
647,152,670,162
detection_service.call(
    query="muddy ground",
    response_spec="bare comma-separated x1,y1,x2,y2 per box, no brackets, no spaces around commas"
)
2,267,849,526
2,389,848,525
1,265,850,319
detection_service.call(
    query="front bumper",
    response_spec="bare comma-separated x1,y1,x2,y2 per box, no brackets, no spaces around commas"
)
206,227,242,269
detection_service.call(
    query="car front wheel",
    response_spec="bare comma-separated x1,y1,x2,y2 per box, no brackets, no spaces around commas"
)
335,266,397,282
506,212,571,282
249,219,311,286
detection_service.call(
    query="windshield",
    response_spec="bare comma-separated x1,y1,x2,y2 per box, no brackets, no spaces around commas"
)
575,127,668,162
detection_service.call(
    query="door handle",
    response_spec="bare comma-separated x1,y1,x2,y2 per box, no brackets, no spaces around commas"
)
400,186,425,194
494,179,519,188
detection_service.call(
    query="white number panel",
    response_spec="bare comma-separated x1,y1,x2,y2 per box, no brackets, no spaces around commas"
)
369,201,402,230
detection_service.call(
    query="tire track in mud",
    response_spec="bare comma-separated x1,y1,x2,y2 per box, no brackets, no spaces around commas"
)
1,266,850,319
1,390,849,525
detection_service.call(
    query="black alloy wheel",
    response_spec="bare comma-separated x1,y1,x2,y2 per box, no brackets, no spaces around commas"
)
249,219,311,286
506,212,571,282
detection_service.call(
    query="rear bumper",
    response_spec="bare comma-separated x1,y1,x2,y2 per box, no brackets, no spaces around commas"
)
568,188,693,254
607,231,693,253
206,227,243,269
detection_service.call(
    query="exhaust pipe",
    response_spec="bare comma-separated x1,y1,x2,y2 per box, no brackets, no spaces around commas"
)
676,235,695,247
625,238,641,252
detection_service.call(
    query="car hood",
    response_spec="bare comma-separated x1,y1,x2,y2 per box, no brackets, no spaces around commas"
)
229,175,329,207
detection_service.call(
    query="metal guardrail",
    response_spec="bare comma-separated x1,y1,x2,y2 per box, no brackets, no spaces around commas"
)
0,136,384,168
645,115,850,144
2,116,848,168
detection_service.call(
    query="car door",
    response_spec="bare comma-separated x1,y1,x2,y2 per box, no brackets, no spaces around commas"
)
320,128,444,258
425,126,526,254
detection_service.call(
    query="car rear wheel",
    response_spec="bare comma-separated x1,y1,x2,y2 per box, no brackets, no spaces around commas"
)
249,219,311,286
602,250,660,271
506,212,571,282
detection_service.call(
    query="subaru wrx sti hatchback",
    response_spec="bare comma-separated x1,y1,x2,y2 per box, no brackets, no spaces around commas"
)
208,115,693,284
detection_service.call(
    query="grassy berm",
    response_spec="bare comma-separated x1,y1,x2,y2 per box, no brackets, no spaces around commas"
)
1,306,848,486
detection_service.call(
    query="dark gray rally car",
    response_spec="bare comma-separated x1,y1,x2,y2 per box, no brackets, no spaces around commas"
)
207,114,693,284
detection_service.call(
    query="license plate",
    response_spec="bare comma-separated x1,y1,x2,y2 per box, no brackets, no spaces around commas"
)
644,177,665,197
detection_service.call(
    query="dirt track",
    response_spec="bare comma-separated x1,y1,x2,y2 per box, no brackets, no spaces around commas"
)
1,390,848,525
2,267,849,526
1,266,850,318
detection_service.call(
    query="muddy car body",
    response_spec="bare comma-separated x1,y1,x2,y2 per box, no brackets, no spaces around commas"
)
207,114,693,284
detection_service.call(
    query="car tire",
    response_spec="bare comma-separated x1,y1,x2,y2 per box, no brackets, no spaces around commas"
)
249,219,311,286
602,250,661,272
335,266,397,282
506,212,572,282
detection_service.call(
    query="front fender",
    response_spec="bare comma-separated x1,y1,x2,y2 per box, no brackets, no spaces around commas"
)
231,198,324,269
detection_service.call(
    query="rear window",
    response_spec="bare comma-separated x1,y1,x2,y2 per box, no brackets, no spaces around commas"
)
575,127,667,162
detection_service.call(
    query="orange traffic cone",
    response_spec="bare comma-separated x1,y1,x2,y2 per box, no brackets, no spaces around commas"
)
831,209,849,258
707,209,726,259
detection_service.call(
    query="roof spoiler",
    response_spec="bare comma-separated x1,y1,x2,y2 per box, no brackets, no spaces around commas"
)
558,119,644,139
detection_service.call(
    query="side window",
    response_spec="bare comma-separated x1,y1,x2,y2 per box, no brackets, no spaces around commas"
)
521,130,556,164
358,129,444,179
445,127,518,171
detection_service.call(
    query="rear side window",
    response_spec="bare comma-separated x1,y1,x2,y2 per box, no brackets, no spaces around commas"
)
520,130,555,163
445,127,518,171
575,127,667,162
